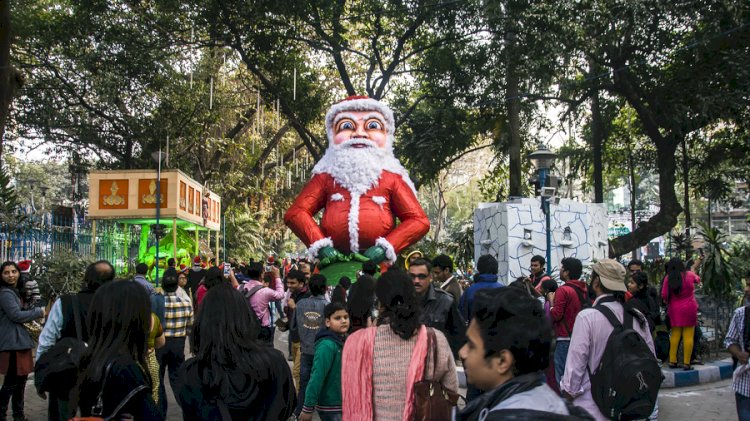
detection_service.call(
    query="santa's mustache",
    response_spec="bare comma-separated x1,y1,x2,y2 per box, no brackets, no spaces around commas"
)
335,138,379,149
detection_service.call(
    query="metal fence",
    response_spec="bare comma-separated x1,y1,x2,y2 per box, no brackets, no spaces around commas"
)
0,211,141,274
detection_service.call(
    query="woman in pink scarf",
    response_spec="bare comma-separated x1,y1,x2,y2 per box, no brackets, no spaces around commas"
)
342,269,458,420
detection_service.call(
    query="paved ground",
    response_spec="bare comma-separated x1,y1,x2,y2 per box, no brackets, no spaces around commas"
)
18,331,740,420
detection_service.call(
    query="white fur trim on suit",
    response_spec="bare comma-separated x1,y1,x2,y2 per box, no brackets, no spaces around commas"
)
349,195,361,253
325,98,395,145
375,237,397,265
372,196,386,208
308,237,334,260
331,193,344,201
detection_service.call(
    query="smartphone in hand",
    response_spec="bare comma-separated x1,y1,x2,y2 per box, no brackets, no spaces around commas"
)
223,262,231,277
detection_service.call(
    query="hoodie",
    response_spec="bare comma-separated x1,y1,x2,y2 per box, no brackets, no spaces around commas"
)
550,280,589,338
302,328,345,414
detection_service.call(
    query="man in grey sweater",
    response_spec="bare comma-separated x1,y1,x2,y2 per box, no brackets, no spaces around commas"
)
293,274,328,417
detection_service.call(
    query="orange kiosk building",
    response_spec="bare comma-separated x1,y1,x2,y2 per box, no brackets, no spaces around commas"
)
87,169,221,274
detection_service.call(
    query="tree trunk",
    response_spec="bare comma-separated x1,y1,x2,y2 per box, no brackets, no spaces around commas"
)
609,140,682,257
589,63,605,203
681,137,692,258
506,29,522,198
0,0,13,162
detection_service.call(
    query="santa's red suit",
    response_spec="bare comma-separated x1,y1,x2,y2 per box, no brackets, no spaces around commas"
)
284,171,429,264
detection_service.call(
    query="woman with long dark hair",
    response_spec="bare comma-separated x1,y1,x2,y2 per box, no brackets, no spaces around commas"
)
627,271,661,333
342,269,458,420
177,284,296,420
346,273,376,334
75,280,162,420
0,261,45,421
661,257,701,370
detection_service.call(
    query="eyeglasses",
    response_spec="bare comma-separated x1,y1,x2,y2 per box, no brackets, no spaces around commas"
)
408,273,429,280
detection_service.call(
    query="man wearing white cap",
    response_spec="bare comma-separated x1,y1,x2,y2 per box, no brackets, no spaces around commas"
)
560,259,658,421
284,96,430,265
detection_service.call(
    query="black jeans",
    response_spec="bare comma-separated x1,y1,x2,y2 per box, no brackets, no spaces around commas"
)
156,336,187,417
0,351,28,419
258,326,274,345
46,392,72,421
295,353,315,416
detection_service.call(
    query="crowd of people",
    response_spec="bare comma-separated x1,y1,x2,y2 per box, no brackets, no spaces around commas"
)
0,249,746,420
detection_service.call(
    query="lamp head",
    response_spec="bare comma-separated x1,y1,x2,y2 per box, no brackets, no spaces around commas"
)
527,145,557,171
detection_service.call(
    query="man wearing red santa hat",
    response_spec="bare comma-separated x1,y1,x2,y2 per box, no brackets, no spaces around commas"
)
284,96,430,265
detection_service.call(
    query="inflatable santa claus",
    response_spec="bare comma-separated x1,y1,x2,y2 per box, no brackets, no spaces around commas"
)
284,96,429,265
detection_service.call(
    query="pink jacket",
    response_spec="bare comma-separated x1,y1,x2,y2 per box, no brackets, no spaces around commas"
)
238,278,285,327
661,271,700,327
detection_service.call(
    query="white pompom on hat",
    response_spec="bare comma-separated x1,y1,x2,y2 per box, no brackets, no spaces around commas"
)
324,96,396,146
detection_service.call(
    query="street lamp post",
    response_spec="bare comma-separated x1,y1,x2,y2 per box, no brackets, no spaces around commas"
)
152,149,166,287
528,145,557,276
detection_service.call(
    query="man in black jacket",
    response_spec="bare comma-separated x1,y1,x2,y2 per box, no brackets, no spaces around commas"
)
408,258,465,356
35,260,115,421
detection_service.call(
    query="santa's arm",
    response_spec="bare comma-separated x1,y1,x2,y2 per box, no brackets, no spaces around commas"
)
378,177,430,263
283,174,331,256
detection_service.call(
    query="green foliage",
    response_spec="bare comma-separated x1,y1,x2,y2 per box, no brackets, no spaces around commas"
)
30,250,93,300
0,165,18,215
643,258,667,290
698,222,737,299
224,205,264,260
729,240,750,283
668,231,694,261
445,223,474,271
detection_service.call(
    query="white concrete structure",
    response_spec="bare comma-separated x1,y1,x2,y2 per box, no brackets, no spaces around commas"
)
474,198,608,284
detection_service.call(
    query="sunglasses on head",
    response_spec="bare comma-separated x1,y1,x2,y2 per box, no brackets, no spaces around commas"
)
408,273,429,280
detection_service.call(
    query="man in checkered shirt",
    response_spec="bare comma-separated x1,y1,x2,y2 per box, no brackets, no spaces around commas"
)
725,294,750,421
157,267,194,417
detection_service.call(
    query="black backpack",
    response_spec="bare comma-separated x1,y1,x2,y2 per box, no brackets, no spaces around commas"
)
34,294,89,395
588,304,662,420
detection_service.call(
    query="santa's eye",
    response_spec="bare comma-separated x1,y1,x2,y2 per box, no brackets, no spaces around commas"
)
366,120,383,130
337,120,355,131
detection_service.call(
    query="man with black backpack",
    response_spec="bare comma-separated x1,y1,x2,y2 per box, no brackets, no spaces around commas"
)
550,257,590,383
561,259,660,421
238,262,285,345
35,260,115,421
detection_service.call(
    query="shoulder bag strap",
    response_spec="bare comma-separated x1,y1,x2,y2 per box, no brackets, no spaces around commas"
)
244,284,264,299
93,361,149,421
594,304,622,330
103,385,148,421
72,294,83,341
422,328,437,381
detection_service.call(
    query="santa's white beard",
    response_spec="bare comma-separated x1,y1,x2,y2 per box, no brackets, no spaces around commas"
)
312,138,415,195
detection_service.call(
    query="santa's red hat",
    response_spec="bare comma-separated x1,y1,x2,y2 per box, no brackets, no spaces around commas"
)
179,264,187,271
325,96,395,147
17,260,31,273
193,256,201,264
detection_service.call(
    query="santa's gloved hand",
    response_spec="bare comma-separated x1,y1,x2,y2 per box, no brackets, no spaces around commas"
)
363,245,387,264
317,246,347,266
